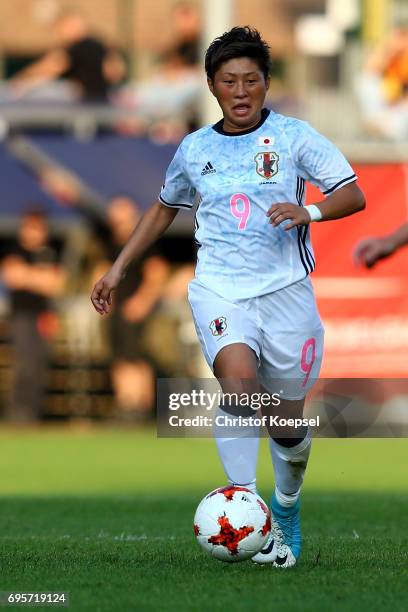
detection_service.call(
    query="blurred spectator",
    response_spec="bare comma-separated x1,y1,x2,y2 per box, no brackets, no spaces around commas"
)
42,185,170,420
102,197,169,419
357,25,408,140
0,209,66,422
10,9,125,102
116,49,201,141
168,1,201,67
114,2,201,139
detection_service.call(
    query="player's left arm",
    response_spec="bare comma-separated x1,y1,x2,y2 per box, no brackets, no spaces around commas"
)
267,181,365,230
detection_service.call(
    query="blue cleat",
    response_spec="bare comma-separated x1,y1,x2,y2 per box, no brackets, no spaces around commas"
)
252,493,301,567
271,493,301,567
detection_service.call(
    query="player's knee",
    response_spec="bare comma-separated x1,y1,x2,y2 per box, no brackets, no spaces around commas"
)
228,366,257,380
214,344,258,380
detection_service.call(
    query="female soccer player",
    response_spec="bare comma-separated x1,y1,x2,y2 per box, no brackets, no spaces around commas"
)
91,27,365,568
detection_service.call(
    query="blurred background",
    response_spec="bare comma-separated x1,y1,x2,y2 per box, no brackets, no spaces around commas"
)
0,0,408,425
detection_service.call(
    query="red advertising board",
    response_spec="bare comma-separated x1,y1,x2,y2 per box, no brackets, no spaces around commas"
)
308,163,408,377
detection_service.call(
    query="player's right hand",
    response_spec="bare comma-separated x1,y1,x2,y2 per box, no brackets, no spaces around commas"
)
91,267,122,315
353,237,395,268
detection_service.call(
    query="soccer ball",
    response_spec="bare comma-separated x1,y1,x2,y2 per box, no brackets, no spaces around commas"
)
193,486,271,562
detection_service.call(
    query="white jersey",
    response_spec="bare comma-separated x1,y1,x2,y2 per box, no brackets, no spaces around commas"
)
159,109,356,300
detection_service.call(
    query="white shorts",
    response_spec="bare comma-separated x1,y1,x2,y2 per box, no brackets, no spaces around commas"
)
188,277,324,400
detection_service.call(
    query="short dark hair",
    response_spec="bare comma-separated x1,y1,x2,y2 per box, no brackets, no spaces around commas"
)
205,26,272,81
22,205,47,222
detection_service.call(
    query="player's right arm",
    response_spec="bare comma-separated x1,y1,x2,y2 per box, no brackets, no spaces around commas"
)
91,201,178,315
92,135,195,314
354,222,408,269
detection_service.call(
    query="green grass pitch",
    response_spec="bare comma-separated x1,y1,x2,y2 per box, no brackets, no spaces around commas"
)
0,428,406,611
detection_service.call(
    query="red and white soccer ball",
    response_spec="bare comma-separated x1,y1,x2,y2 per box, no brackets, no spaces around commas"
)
193,486,271,562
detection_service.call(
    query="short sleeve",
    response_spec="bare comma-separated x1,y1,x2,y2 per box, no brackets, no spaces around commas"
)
159,142,196,210
294,121,357,195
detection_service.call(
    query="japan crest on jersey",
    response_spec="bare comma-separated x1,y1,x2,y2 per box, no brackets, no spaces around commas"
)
209,317,227,336
254,151,279,179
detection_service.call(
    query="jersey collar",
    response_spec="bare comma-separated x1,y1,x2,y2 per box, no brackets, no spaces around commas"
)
212,108,271,136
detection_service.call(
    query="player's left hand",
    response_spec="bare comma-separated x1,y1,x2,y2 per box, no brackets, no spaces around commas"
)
267,203,310,230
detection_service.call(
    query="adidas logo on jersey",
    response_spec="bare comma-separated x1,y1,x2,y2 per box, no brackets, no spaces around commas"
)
201,162,216,175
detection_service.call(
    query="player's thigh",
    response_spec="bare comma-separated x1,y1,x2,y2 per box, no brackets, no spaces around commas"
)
258,278,324,400
188,279,261,382
214,343,260,404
